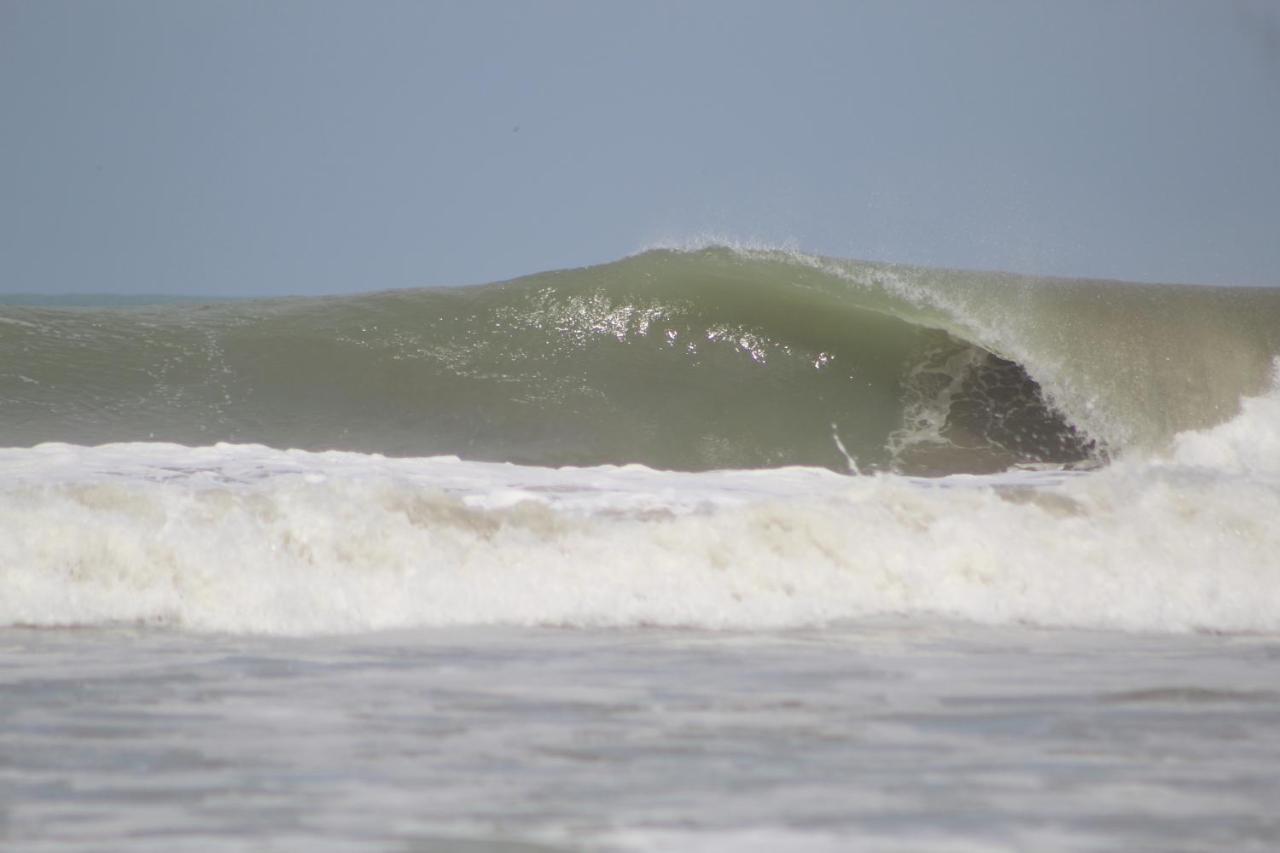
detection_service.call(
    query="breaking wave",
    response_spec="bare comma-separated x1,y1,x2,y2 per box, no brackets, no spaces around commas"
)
4,245,1277,474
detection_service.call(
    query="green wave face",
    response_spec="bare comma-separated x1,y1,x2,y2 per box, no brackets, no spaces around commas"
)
2,247,1277,475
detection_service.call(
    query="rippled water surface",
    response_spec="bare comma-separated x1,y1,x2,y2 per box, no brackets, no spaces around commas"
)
3,621,1279,852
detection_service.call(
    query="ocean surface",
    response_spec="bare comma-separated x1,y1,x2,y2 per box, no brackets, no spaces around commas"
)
2,244,1279,850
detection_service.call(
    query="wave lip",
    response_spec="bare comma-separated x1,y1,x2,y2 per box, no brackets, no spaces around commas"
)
2,245,1278,475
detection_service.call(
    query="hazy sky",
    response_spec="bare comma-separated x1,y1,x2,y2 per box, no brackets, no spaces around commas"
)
2,0,1278,295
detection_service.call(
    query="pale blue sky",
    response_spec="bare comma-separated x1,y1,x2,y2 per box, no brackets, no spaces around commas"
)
2,0,1278,295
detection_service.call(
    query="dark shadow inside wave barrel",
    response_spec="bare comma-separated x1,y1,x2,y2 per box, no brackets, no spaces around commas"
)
892,352,1100,475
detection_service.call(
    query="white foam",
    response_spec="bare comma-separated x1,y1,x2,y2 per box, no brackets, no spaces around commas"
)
1167,359,1280,475
1,383,1278,637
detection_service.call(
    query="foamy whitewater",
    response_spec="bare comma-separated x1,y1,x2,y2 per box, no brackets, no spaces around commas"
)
3,245,1280,851
2,404,1279,636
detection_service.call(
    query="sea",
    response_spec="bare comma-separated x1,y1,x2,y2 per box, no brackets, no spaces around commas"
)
2,244,1279,851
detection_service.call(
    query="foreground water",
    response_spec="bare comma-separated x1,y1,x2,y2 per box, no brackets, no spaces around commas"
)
3,621,1279,852
1,416,1278,850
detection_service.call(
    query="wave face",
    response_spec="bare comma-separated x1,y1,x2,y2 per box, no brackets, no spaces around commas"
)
3,246,1279,474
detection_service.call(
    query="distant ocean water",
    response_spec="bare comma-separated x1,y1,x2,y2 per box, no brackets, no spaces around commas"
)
2,244,1279,850
0,293,236,307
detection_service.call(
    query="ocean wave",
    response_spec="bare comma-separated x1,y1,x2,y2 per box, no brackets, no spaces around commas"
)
3,245,1276,475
